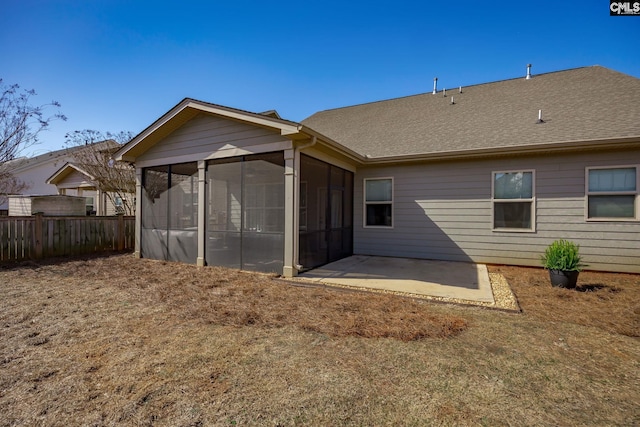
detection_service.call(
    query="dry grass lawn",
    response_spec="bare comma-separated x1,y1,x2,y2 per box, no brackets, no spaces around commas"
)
1,254,638,426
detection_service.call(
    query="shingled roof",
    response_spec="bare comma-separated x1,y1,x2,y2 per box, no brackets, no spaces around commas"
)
301,66,640,159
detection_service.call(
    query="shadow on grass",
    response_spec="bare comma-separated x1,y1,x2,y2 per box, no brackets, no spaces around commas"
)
0,251,133,272
575,283,622,293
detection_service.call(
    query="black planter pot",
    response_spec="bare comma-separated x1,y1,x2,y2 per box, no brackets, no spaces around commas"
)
549,270,579,289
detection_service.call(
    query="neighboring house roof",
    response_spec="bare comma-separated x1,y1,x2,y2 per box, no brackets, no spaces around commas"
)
302,66,640,160
4,141,119,174
46,162,96,186
4,146,77,174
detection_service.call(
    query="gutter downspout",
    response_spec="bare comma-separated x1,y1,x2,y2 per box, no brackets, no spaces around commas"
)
291,135,317,275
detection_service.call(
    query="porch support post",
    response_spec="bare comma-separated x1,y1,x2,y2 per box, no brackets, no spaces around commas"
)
196,160,206,266
292,148,301,272
283,148,297,277
134,167,142,258
96,189,102,216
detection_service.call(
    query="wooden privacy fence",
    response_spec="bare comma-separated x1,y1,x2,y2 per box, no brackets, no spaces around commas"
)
0,214,135,262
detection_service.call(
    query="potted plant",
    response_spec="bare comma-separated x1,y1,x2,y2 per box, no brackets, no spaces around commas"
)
541,239,585,289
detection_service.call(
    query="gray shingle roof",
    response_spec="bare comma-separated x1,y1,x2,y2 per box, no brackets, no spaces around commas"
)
301,66,640,158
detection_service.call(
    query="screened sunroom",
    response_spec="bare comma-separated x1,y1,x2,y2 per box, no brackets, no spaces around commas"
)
118,98,358,276
139,152,353,274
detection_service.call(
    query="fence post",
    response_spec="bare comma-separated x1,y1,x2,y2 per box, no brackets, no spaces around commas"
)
34,212,43,259
117,213,125,251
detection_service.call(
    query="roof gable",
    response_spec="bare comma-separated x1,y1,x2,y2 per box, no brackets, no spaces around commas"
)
114,99,305,162
46,163,95,186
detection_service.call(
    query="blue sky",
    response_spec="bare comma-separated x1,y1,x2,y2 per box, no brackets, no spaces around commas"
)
2,0,639,156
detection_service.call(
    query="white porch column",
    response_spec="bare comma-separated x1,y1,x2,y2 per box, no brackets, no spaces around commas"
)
283,148,297,277
134,167,143,258
197,160,206,266
96,189,103,216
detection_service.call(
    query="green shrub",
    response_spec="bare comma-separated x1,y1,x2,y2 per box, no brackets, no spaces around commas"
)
541,239,585,271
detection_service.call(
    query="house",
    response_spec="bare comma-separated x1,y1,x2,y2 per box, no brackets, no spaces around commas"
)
46,162,134,215
113,66,640,274
0,147,76,214
0,142,119,215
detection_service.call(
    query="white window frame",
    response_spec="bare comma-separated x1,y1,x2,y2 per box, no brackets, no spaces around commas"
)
491,170,536,233
363,177,394,228
585,165,639,222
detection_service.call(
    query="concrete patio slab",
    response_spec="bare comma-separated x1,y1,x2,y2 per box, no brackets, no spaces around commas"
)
298,255,494,303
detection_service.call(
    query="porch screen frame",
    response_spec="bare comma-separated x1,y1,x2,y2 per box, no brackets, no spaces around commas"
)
206,152,285,273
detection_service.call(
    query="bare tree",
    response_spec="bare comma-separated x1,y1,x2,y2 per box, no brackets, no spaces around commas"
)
64,130,136,215
0,170,29,206
0,79,66,206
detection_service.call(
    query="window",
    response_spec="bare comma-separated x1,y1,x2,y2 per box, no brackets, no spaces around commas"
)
364,178,393,227
114,196,125,214
587,166,638,220
492,171,535,231
85,197,95,215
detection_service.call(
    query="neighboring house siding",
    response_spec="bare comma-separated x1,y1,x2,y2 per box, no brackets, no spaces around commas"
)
56,170,93,189
137,113,292,165
8,197,31,216
104,192,134,216
0,156,71,210
354,148,640,273
17,166,62,195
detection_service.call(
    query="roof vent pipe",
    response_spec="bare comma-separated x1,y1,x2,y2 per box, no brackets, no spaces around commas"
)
443,88,446,97
433,77,438,94
526,64,532,80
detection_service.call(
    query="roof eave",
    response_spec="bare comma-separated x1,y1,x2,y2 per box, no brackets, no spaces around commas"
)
361,136,640,164
298,125,366,164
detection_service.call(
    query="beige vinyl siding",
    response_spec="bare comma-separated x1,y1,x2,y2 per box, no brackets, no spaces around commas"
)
105,193,117,216
103,192,134,216
8,197,31,216
137,113,292,167
0,156,70,211
354,148,640,273
56,170,93,189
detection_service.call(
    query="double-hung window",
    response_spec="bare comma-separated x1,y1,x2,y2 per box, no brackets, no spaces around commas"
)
364,178,393,227
492,170,535,231
586,166,638,220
